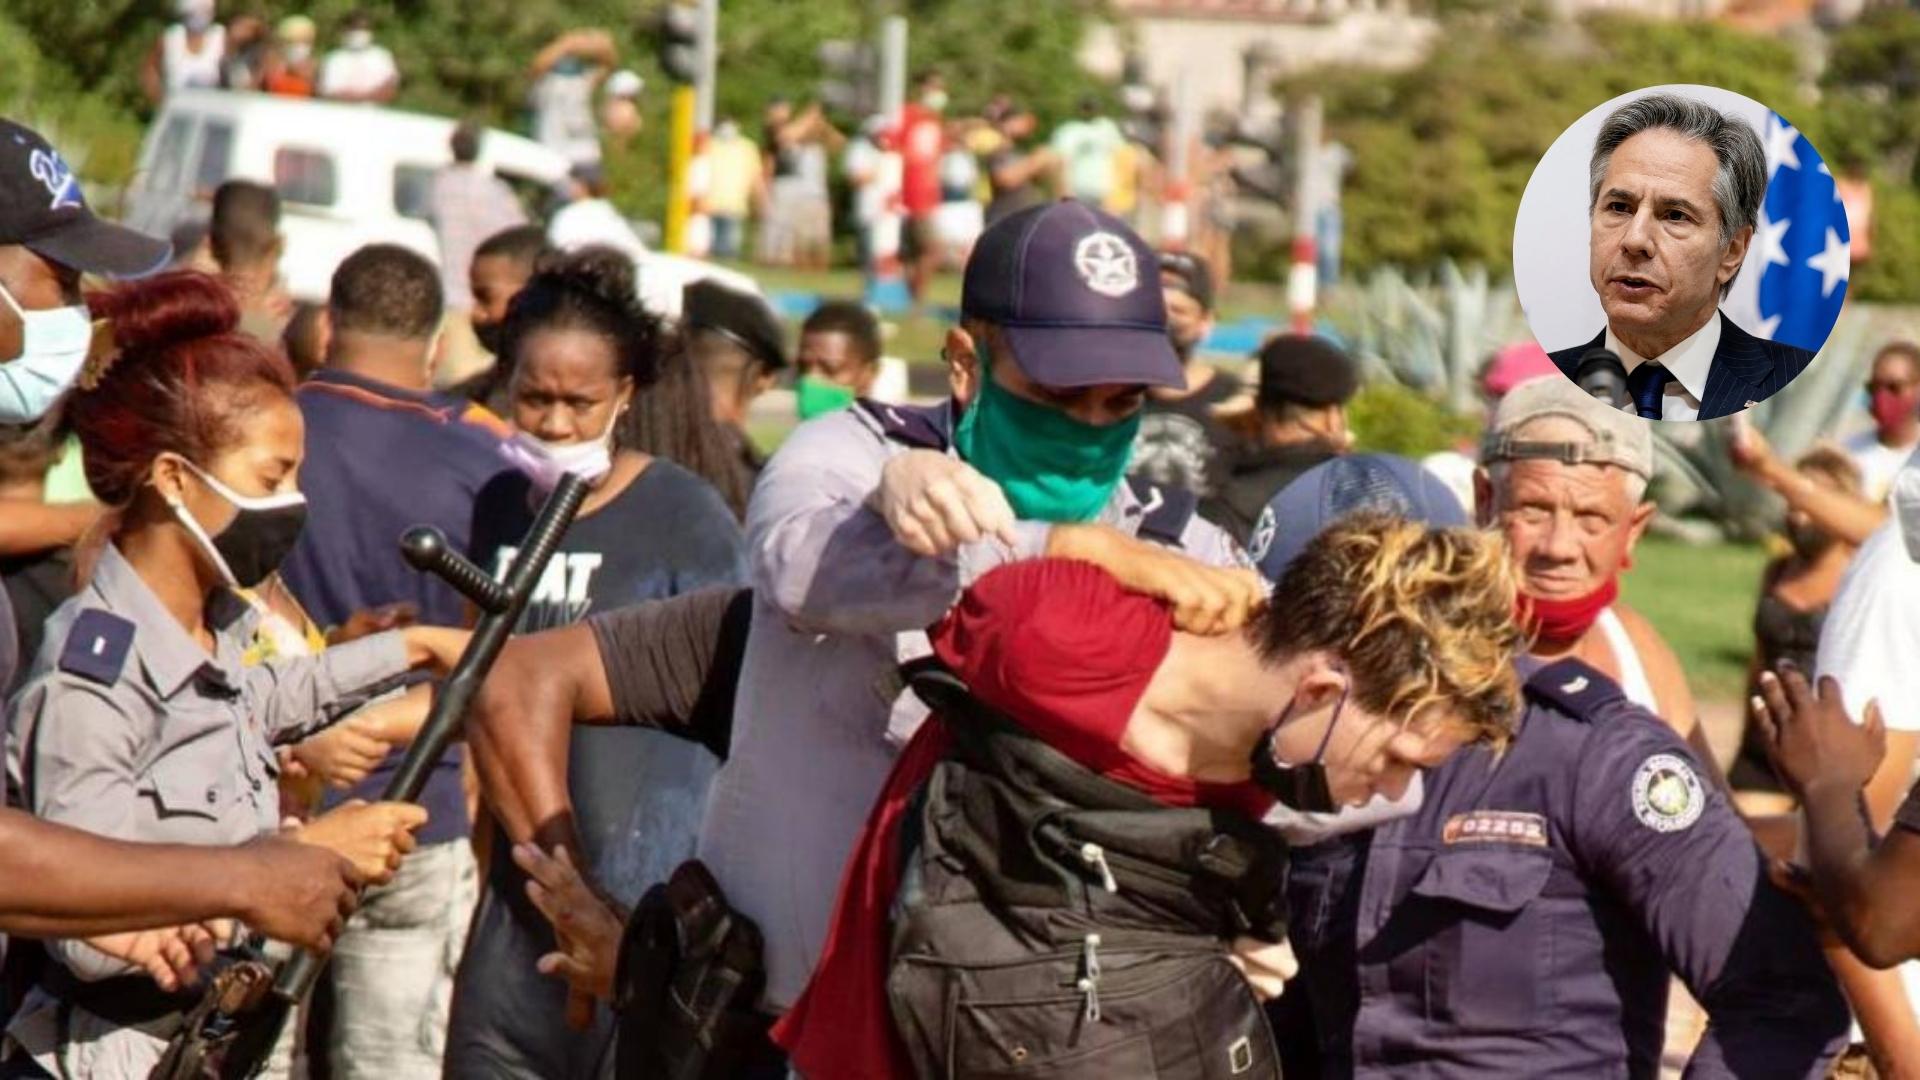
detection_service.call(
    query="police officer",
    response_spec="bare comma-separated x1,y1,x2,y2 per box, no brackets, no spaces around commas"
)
465,200,1259,1064
1254,453,1850,1077
4,272,464,1077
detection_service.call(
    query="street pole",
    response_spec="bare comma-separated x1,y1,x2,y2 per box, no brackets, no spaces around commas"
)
694,0,718,133
879,15,907,123
1287,94,1322,335
665,85,696,254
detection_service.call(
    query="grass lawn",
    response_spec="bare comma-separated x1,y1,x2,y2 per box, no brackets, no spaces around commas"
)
1619,537,1770,705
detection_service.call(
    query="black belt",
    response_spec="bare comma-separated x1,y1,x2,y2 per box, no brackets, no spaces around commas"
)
39,964,197,1028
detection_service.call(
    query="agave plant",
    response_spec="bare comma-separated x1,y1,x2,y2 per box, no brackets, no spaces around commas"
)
1325,264,1891,542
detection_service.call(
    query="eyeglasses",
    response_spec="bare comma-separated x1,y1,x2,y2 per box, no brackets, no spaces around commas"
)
1866,379,1918,396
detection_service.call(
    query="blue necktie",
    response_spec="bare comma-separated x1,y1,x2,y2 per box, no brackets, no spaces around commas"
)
1627,363,1672,420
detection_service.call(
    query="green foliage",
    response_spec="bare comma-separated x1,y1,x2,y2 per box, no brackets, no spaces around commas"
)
0,0,1108,226
1822,7,1920,182
1301,15,1825,281
0,12,146,190
1851,180,1920,304
1347,380,1480,460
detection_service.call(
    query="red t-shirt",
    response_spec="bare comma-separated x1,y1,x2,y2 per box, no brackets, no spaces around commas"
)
895,104,945,218
771,559,1271,1079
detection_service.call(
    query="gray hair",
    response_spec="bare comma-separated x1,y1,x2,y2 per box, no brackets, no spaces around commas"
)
1588,93,1767,297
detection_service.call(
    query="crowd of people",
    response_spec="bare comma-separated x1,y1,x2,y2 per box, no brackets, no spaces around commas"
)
4,70,1920,1080
694,70,1215,300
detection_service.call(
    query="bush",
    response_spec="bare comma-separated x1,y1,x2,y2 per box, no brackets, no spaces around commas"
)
1348,380,1481,460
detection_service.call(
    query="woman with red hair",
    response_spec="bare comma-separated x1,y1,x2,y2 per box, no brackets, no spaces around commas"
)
3,272,468,1078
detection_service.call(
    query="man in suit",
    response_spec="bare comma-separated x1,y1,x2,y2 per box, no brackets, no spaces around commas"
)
1550,93,1812,421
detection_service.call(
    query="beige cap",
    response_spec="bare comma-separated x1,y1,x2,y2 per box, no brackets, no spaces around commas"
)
1481,375,1653,480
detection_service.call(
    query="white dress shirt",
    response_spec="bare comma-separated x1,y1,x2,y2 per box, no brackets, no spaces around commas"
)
1606,314,1721,422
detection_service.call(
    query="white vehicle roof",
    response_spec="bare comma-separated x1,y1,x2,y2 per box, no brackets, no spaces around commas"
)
149,89,569,186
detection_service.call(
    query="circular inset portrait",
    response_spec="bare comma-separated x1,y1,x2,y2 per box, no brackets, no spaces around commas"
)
1513,84,1850,422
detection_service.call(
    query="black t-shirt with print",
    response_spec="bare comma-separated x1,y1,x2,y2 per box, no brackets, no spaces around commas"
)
450,457,748,1080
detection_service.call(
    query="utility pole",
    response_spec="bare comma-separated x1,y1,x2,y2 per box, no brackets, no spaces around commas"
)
1287,95,1322,334
658,0,714,255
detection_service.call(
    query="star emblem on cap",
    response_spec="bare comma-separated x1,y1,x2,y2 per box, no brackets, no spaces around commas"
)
1073,232,1139,298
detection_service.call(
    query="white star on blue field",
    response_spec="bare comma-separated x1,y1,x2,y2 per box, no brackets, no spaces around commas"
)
1754,113,1851,354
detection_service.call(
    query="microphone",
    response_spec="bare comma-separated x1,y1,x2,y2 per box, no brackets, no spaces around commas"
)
1572,348,1630,411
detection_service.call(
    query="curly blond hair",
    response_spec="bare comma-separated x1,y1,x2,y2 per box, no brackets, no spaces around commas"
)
1258,513,1525,745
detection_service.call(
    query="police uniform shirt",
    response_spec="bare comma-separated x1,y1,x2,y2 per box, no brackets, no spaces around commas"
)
1285,659,1848,1078
5,543,410,981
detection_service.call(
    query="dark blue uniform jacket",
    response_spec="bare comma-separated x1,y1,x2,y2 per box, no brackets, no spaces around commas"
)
1287,659,1848,1078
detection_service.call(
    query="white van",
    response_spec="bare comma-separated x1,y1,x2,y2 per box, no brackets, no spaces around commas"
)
126,90,570,301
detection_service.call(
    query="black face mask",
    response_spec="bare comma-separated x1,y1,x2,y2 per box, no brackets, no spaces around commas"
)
174,459,310,589
1249,686,1348,814
213,502,309,588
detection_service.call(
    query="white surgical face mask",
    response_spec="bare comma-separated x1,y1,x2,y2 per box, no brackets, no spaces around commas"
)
343,28,373,50
922,90,950,112
501,406,623,491
285,42,312,63
1261,772,1426,848
0,281,95,423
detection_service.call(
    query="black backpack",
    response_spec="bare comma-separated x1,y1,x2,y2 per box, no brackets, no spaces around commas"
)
886,664,1291,1080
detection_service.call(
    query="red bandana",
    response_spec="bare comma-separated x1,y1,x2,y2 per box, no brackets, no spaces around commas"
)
1517,577,1620,646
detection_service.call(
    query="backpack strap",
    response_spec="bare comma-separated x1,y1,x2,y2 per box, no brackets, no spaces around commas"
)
856,399,951,452
1126,476,1199,548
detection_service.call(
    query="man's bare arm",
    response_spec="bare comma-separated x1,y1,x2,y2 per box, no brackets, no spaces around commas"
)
0,500,95,558
0,811,356,948
465,587,752,855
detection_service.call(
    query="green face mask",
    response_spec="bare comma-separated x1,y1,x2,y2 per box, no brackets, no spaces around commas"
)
952,343,1141,523
795,374,859,420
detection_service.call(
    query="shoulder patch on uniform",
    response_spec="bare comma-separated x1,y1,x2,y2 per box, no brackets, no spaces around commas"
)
1522,658,1625,722
1126,475,1199,547
1631,752,1704,832
855,398,949,452
58,610,135,686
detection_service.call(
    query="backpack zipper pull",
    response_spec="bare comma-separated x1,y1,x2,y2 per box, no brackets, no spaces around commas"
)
1076,932,1103,1023
1078,842,1119,894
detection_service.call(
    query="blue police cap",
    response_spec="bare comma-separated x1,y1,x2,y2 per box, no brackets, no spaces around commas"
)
1250,453,1469,583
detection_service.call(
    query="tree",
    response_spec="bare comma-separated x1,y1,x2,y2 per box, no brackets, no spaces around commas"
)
1295,15,1803,279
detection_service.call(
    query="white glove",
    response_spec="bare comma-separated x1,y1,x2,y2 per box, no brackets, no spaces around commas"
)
870,450,1018,557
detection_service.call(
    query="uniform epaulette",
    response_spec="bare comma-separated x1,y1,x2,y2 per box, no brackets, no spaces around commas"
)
1522,658,1626,723
856,399,950,452
58,609,135,686
1125,476,1198,547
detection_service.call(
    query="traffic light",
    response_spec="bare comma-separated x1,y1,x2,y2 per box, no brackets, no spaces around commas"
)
658,4,699,85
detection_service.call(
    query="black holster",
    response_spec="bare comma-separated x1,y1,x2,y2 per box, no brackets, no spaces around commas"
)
613,859,781,1080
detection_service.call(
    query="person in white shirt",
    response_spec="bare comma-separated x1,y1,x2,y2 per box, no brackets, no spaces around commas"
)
141,0,225,104
1548,93,1811,420
318,10,398,104
1842,341,1920,502
527,29,617,170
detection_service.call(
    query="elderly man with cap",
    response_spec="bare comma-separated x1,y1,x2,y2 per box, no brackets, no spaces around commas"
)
1255,454,1850,1079
1202,333,1359,546
473,200,1245,1071
1126,250,1241,499
1473,376,1706,753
